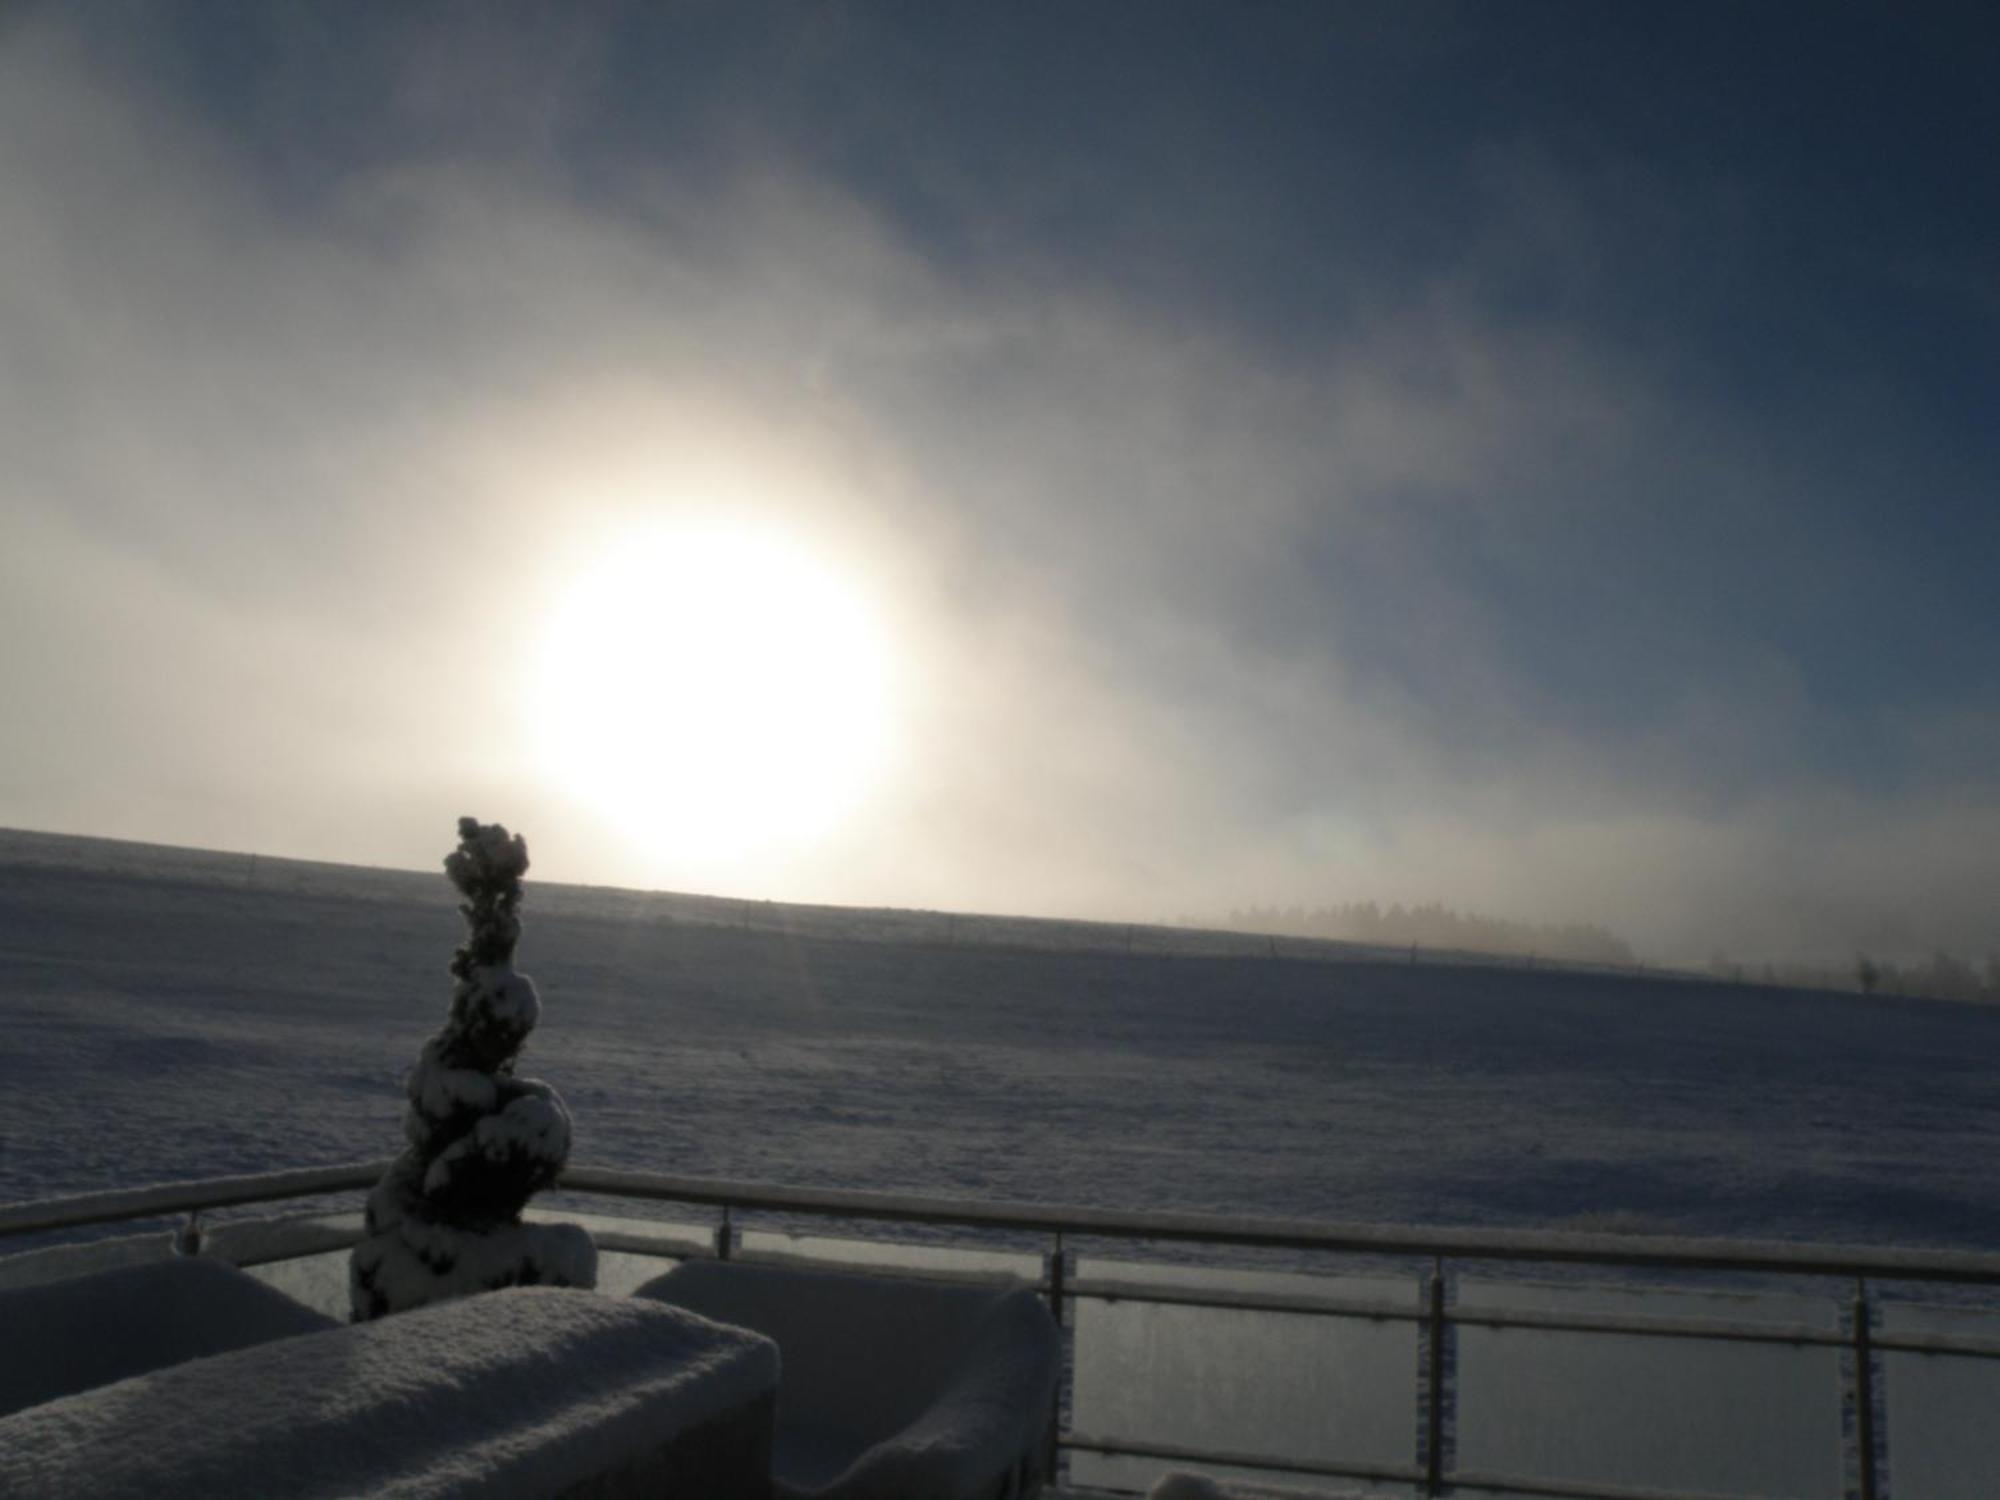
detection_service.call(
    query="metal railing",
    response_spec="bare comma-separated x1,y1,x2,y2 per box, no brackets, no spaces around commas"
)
8,1162,2000,1499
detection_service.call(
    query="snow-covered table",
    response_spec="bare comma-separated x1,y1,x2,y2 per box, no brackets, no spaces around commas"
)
0,1285,779,1498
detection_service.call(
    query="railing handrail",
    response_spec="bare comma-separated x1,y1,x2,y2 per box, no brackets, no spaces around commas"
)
9,1158,1999,1500
560,1164,2000,1283
8,1159,2000,1287
0,1161,390,1238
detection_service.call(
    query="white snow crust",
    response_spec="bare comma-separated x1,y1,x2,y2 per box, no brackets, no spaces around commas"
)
420,1090,572,1198
0,1287,777,1499
466,962,540,1031
409,1042,499,1121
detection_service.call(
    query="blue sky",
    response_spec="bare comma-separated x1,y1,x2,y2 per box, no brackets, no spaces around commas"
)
3,2,1996,959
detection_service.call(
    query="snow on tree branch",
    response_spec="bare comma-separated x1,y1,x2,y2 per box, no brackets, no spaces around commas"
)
350,818,595,1319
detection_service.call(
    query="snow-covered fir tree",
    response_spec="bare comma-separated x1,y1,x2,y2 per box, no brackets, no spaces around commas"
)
350,817,595,1319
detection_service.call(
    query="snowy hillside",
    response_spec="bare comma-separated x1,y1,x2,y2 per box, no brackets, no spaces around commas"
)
3,828,1997,1252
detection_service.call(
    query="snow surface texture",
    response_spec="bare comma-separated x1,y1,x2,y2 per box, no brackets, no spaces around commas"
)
634,1259,1059,1500
0,1286,778,1500
5,829,2000,1251
0,1255,336,1418
350,819,594,1319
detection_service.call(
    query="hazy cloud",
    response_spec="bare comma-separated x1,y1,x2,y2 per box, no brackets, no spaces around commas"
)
4,5,1997,962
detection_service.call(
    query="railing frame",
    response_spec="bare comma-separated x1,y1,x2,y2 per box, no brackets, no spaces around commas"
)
8,1161,2000,1499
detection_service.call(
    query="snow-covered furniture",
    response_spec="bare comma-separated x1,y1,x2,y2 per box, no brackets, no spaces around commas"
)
0,1254,338,1419
0,1285,779,1499
635,1259,1060,1500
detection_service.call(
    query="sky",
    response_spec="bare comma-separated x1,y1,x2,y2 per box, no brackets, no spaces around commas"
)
3,2,1997,962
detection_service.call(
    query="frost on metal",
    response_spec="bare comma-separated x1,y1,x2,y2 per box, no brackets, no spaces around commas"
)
350,818,595,1319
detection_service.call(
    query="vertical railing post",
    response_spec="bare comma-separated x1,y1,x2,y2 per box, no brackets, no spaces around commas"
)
1045,1230,1068,1486
715,1204,734,1262
1852,1277,1878,1500
1424,1255,1449,1496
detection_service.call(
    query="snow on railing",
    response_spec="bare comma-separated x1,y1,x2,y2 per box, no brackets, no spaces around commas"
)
8,1162,2000,1499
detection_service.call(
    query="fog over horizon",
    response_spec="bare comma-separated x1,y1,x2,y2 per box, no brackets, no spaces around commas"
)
4,5,1997,966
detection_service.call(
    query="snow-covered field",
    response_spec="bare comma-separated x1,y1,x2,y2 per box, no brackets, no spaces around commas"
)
3,827,1997,1252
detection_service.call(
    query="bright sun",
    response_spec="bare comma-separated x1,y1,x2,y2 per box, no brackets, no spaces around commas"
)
533,519,892,866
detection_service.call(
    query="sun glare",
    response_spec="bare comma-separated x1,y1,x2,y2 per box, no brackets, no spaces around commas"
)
533,520,893,869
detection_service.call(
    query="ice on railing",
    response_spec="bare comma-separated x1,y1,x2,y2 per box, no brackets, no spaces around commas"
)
736,1226,1043,1285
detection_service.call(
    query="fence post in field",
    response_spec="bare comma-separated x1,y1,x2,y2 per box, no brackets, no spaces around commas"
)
1853,1278,1879,1500
1423,1256,1449,1495
1045,1230,1069,1485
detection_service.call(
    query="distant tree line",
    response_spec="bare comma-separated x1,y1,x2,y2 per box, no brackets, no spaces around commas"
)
1712,951,2000,1003
1226,900,1635,966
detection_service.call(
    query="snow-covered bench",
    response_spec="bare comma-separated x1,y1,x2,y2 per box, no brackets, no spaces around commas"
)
0,1280,779,1499
0,1254,339,1418
636,1259,1060,1500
